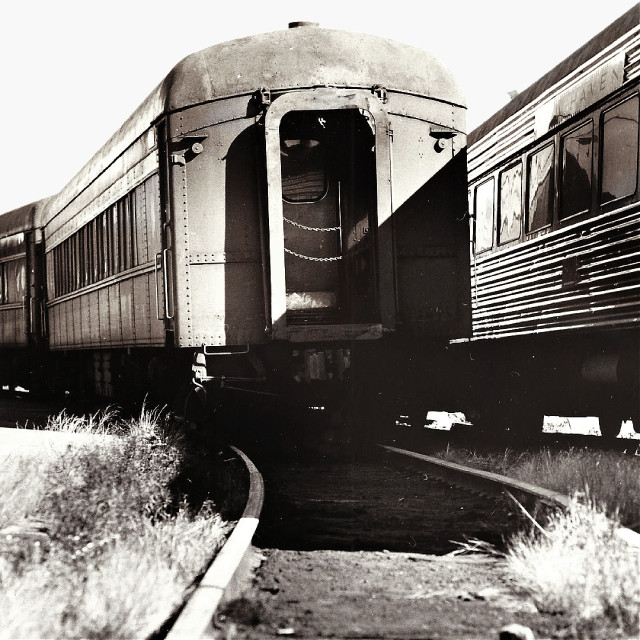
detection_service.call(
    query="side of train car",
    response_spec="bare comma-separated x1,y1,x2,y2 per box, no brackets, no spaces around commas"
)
466,6,640,438
0,23,470,428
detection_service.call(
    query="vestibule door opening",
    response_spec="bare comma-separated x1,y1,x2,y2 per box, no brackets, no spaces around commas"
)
279,108,378,325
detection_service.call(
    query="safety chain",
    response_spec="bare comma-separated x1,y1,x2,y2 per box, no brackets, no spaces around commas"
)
283,216,341,232
285,248,343,262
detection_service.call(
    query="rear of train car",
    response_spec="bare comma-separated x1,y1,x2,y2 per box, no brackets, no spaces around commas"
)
466,6,640,438
3,23,471,431
0,200,47,390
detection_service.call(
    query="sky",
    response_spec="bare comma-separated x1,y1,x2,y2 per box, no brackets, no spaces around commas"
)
0,0,637,213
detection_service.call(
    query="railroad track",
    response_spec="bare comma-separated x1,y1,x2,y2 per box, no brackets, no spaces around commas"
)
161,442,640,639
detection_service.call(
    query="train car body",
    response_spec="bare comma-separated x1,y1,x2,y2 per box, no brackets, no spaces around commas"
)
466,6,640,437
0,200,48,388
2,23,470,430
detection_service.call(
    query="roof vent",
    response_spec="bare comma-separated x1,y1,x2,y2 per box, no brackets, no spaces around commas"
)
288,21,319,28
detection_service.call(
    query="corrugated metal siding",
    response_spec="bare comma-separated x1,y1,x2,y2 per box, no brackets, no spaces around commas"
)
468,11,640,341
471,203,640,337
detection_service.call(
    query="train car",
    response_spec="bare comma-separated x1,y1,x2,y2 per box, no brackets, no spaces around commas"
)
466,6,640,438
0,199,48,390
5,22,470,432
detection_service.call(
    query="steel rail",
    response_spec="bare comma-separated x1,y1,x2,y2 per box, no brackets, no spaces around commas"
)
165,445,264,640
380,444,640,549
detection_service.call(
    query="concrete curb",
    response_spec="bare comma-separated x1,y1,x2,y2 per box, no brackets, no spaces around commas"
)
380,445,640,549
166,445,264,640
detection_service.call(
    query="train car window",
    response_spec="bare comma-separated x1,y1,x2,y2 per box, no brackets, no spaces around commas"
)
57,244,63,297
281,138,327,202
280,112,328,203
50,250,56,298
59,246,64,296
601,95,639,204
91,218,99,284
498,163,523,244
527,143,554,232
64,239,70,295
76,229,83,289
88,223,95,285
12,260,25,303
101,212,109,279
474,177,495,253
72,234,77,291
2,259,22,303
560,120,593,219
129,191,138,268
0,263,6,304
118,200,127,272
79,227,87,288
110,205,119,276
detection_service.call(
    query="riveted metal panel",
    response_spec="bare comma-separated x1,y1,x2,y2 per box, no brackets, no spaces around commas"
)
98,287,111,346
120,279,135,344
187,263,227,346
80,294,91,346
56,303,66,349
87,290,99,347
0,308,24,346
108,285,122,345
71,297,81,347
169,109,266,348
132,274,151,344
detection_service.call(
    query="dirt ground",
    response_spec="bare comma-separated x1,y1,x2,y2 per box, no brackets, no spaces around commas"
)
219,547,568,639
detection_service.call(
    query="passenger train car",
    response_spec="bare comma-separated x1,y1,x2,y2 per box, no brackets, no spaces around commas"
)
466,6,640,438
0,23,470,431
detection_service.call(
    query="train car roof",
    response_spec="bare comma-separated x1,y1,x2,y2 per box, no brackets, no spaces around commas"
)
164,25,464,109
43,24,463,223
469,4,640,146
0,199,47,238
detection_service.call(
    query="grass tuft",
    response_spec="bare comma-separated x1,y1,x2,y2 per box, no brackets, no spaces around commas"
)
506,496,640,639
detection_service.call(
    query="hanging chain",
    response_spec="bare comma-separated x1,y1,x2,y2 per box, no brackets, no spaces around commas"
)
285,248,343,262
283,216,341,232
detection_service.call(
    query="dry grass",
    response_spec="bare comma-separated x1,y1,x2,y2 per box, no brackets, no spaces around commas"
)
0,405,230,639
435,445,640,638
436,446,640,529
506,497,640,639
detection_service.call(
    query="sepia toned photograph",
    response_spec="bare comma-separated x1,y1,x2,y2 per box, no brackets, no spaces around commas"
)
0,2,638,638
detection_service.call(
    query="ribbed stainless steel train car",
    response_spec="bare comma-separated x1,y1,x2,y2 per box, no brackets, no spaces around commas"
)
0,23,470,433
466,6,640,438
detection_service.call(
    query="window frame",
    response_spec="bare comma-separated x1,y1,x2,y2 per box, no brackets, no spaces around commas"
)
473,176,496,254
599,92,639,206
498,161,523,246
559,118,594,221
526,141,555,235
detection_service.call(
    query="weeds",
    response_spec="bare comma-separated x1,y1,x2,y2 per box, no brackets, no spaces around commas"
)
436,445,640,638
0,405,230,639
436,446,640,528
506,497,640,639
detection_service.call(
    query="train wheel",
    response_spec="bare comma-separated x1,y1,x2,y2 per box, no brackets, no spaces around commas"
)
183,384,209,425
599,408,623,441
